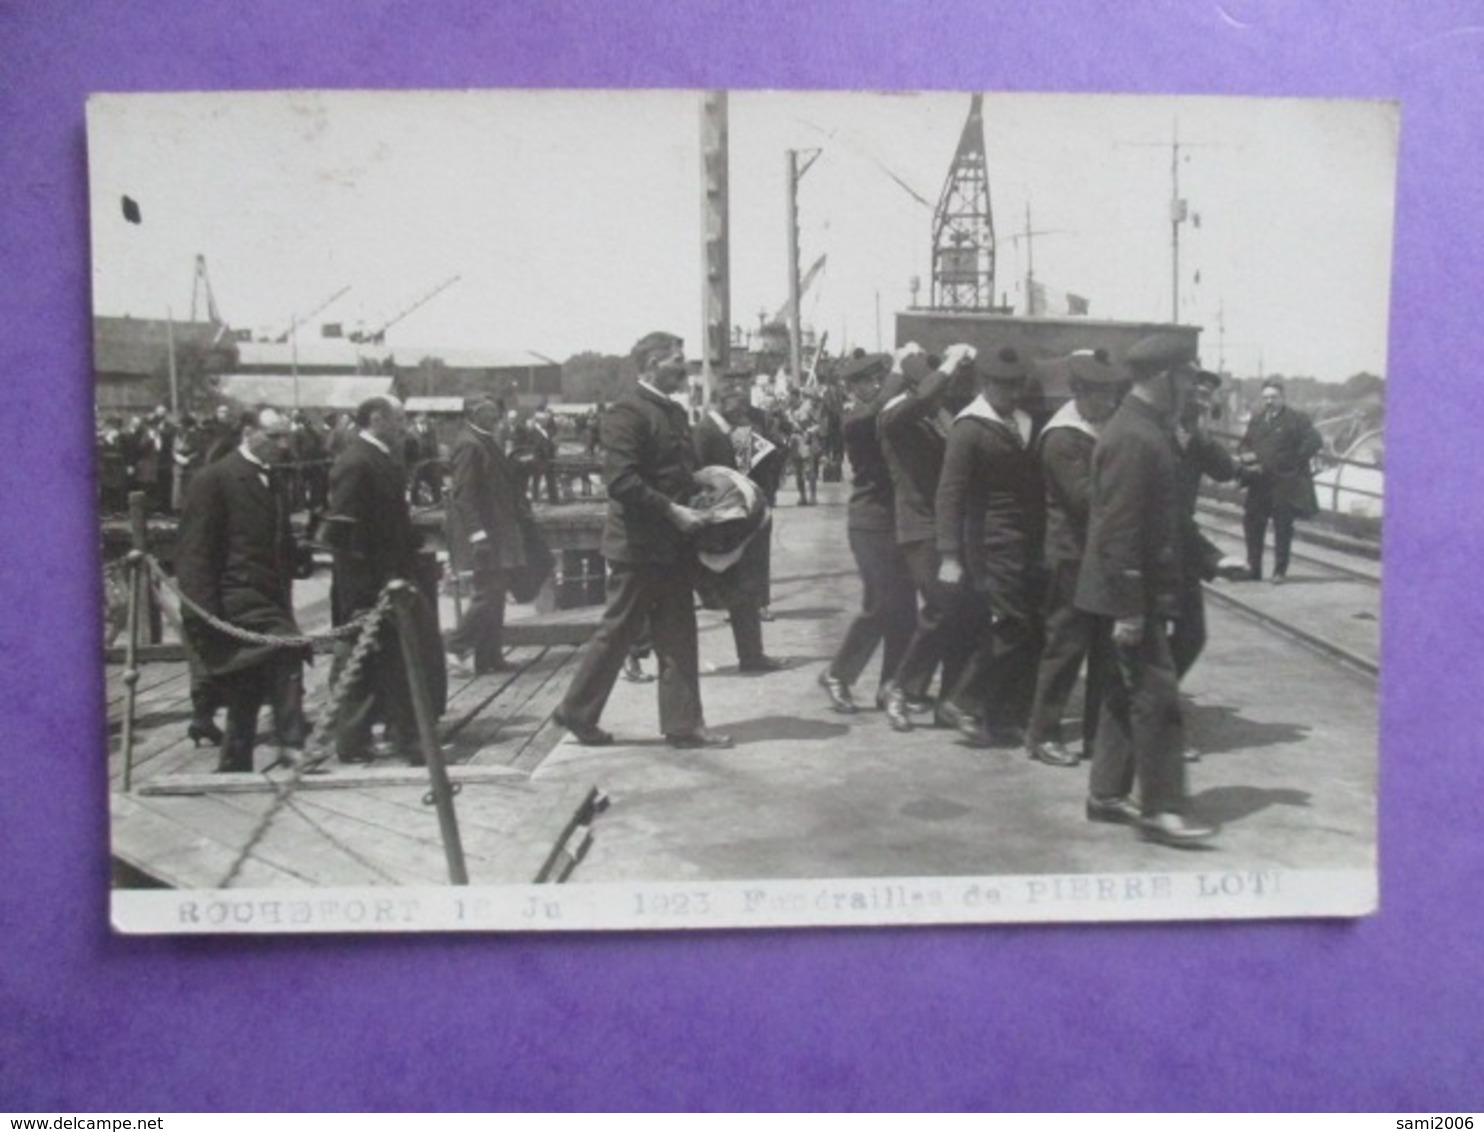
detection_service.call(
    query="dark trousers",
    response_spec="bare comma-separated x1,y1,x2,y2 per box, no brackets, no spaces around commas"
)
333,618,418,760
1087,617,1187,816
948,579,1038,728
1243,483,1296,579
559,561,703,736
1028,558,1105,747
445,567,507,671
729,601,766,668
828,527,917,690
1169,574,1207,680
891,539,977,702
218,656,307,772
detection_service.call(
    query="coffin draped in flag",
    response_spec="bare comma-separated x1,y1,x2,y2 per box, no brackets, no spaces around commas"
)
691,465,768,572
689,465,773,612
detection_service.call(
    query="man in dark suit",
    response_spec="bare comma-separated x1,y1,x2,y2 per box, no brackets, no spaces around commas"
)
552,332,731,749
693,375,786,674
1238,378,1324,583
325,395,424,765
175,407,311,773
1076,334,1216,848
444,398,530,675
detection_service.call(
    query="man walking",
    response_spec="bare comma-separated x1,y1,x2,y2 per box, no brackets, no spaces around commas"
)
175,407,311,773
1238,379,1323,584
324,395,425,765
552,332,731,749
444,399,530,675
1077,334,1216,848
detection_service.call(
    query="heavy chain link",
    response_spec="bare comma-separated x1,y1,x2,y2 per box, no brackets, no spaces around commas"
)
147,555,370,648
215,585,397,889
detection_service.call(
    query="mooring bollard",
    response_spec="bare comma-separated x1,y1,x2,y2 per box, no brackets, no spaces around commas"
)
389,580,469,886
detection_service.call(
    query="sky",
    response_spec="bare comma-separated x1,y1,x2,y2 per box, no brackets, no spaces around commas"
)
87,89,1399,384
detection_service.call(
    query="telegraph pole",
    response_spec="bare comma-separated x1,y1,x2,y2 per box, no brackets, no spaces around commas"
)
699,92,730,410
785,147,821,387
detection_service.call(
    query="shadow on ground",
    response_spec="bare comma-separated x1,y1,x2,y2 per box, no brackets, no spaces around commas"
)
1184,701,1310,755
1192,784,1313,823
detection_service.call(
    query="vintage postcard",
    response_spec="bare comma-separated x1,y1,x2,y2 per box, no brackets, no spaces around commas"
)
92,89,1393,932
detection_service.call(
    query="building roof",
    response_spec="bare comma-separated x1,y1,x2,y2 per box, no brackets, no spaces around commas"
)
383,345,559,370
216,374,395,410
93,316,234,377
405,396,467,413
234,339,366,371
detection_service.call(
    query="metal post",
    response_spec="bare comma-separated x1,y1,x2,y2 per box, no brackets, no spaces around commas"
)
127,492,162,643
786,149,803,389
119,550,144,793
166,307,179,418
699,91,730,412
389,581,468,885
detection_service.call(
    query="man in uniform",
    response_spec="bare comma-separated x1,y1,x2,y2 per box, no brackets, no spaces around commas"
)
325,395,424,765
819,353,917,713
933,344,1042,747
444,399,530,676
1076,334,1216,848
693,374,786,674
1025,349,1126,767
552,332,731,749
1238,378,1324,584
878,342,979,732
175,406,311,773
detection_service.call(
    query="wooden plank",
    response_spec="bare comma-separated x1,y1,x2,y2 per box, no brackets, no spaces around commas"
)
462,649,578,770
288,784,568,883
138,763,527,796
210,788,456,886
110,792,303,890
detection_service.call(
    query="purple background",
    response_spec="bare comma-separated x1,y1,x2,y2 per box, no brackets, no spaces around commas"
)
2,0,1480,1111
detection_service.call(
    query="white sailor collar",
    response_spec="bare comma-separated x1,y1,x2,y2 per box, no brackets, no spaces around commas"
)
953,394,1033,445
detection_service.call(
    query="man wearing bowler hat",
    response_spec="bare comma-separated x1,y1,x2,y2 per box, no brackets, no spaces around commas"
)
1076,333,1216,848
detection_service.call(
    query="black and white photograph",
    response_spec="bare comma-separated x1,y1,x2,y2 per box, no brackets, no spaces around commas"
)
93,89,1394,931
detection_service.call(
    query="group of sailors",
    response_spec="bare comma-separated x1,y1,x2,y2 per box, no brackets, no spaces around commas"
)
809,334,1266,849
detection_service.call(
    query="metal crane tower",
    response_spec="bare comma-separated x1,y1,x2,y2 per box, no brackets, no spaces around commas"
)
930,94,998,312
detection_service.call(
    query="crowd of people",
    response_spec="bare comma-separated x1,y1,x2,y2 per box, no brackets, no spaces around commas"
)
155,326,1323,853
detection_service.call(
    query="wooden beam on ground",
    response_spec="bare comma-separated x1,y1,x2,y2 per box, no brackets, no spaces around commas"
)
136,763,528,796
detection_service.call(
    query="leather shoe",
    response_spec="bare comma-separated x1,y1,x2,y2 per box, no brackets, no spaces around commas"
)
1028,739,1079,768
337,750,373,765
738,655,788,674
937,702,989,746
1085,795,1142,826
188,720,225,748
1139,811,1217,848
818,672,857,714
883,689,914,733
552,706,613,747
475,658,517,675
623,656,655,683
667,727,734,750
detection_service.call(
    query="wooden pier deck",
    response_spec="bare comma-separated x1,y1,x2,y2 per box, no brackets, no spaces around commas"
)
106,574,604,892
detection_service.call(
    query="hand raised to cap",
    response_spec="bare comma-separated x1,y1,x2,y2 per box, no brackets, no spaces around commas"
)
891,341,927,378
939,342,978,375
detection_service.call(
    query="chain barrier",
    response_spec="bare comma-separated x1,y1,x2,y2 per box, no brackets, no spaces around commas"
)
214,582,397,889
146,556,372,647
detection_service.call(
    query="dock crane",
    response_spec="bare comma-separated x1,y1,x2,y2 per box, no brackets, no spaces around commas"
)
349,274,462,345
274,285,353,342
